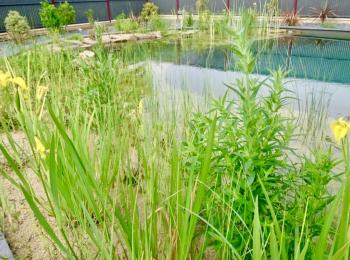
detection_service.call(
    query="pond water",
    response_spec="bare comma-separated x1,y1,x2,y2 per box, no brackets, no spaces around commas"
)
137,36,350,117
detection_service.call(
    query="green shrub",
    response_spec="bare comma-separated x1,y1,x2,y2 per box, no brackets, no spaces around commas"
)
39,1,76,31
4,10,31,43
39,1,61,30
57,1,76,28
140,2,159,22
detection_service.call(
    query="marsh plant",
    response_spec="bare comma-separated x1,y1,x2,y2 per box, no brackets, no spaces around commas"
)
1,8,350,260
183,11,194,28
84,9,96,39
115,13,140,33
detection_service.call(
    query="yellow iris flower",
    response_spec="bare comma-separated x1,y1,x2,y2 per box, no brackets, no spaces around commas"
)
331,118,350,143
0,70,28,90
9,77,28,90
34,137,47,159
0,70,11,88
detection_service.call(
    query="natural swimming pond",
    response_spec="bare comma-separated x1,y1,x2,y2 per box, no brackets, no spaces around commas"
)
129,36,350,117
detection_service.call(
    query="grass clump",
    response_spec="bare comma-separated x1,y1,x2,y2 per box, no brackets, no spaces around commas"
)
115,13,140,33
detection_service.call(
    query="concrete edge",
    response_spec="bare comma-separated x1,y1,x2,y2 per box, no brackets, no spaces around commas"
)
0,233,14,260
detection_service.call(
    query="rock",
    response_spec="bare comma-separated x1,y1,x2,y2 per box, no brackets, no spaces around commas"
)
153,31,162,39
101,35,112,44
134,32,161,41
79,50,95,59
127,34,138,41
181,29,198,36
0,233,14,260
62,39,82,46
82,38,97,46
50,44,62,53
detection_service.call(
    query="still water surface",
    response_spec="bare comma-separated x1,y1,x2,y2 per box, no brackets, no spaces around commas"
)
142,36,350,117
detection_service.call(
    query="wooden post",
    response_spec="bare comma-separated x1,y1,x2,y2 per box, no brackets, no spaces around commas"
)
106,0,112,22
293,0,297,15
176,0,180,17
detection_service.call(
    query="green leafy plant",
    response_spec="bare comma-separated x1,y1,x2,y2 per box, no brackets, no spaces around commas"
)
39,1,61,31
39,0,76,31
4,10,31,43
57,1,76,28
140,2,159,23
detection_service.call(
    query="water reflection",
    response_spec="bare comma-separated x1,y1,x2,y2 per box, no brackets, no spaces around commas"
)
147,36,350,117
